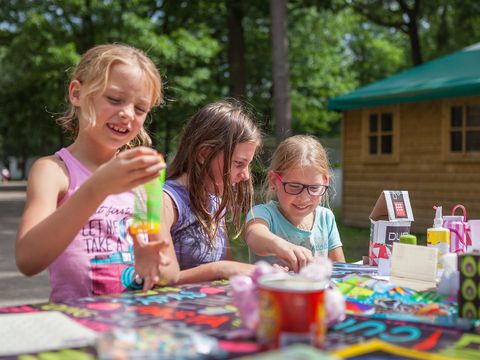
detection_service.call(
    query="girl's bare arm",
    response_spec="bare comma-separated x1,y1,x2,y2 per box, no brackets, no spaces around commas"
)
245,219,312,272
328,246,346,263
16,147,163,276
177,260,256,284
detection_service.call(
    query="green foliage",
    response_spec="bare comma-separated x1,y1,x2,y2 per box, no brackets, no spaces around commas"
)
0,1,222,162
289,7,358,136
421,0,480,60
346,15,409,86
1,0,479,173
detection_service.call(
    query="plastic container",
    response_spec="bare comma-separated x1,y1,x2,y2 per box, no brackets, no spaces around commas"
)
399,234,417,245
443,204,469,253
467,220,480,252
130,154,166,235
257,274,327,349
427,206,450,268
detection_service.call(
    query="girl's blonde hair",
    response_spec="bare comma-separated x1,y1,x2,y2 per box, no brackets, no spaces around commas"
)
57,43,163,149
266,135,333,206
168,100,262,244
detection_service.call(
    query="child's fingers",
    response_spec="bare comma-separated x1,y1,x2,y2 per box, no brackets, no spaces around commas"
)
158,253,171,266
131,155,165,169
293,249,309,270
143,277,154,292
122,146,158,159
131,231,149,246
273,264,289,272
287,255,299,273
150,270,160,285
147,235,169,249
303,250,313,264
125,149,166,170
127,164,166,189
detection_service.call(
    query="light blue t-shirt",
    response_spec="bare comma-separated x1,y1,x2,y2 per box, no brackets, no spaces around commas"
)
246,200,342,265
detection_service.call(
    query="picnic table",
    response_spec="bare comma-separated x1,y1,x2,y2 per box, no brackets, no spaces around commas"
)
0,265,479,359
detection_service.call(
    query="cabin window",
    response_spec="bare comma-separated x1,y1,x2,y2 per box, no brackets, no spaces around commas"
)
368,112,393,155
362,107,399,163
450,105,480,153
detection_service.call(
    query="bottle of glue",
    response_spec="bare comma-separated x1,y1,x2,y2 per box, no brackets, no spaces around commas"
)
427,206,450,268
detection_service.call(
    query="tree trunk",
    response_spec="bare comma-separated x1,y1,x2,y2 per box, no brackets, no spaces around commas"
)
78,0,95,53
408,17,423,65
226,0,247,99
436,4,450,53
271,0,291,144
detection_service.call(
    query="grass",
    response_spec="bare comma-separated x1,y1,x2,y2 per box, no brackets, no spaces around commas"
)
335,218,370,263
230,209,427,264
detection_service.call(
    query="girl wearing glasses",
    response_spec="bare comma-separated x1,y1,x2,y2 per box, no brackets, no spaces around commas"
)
245,135,345,272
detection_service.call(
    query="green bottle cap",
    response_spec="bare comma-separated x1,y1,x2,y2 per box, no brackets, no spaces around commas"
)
400,234,417,245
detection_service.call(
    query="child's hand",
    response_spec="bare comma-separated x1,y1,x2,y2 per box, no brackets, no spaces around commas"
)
272,263,289,272
276,242,313,273
220,261,256,279
132,231,171,291
90,147,166,198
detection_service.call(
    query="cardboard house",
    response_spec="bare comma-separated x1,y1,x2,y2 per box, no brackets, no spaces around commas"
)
369,190,414,265
329,43,480,234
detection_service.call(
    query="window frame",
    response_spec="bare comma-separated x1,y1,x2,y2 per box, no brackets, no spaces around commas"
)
442,99,480,162
361,106,400,164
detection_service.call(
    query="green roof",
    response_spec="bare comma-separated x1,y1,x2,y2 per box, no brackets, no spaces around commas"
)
328,43,480,110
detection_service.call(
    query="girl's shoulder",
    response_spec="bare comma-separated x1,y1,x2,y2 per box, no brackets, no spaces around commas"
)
247,201,278,220
251,200,276,211
164,179,188,197
315,205,334,213
31,154,69,180
164,179,189,207
314,205,336,222
27,154,70,199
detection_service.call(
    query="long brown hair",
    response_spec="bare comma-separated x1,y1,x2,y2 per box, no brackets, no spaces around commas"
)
57,43,163,149
168,100,261,244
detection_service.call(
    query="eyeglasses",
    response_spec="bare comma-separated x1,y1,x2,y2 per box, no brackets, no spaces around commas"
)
274,173,329,196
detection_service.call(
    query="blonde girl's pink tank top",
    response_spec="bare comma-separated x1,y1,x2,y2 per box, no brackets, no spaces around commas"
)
48,148,138,302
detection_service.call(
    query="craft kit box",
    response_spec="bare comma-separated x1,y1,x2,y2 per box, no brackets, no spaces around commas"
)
458,253,480,320
369,191,414,266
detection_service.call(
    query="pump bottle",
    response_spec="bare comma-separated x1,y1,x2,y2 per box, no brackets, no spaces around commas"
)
427,206,450,268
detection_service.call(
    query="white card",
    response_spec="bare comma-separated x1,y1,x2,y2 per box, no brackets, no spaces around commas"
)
0,311,97,356
390,243,438,291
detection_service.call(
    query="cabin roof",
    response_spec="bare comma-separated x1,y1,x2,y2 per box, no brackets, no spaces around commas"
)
329,43,480,110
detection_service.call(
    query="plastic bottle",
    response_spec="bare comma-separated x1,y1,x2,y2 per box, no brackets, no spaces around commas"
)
427,206,450,268
130,155,166,235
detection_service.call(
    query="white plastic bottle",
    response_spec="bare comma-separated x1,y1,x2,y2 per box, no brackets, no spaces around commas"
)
427,206,450,268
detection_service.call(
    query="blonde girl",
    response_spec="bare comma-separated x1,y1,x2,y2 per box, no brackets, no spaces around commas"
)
16,44,179,302
245,135,345,272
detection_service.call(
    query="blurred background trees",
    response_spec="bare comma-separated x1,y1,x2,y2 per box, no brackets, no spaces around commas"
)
0,0,479,177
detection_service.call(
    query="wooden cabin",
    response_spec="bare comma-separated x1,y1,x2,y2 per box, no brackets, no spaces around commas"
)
329,44,480,233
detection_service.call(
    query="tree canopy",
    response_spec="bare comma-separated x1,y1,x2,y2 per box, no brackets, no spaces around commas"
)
0,0,479,175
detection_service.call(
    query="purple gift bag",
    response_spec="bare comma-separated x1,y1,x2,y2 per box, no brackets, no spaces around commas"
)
443,204,471,253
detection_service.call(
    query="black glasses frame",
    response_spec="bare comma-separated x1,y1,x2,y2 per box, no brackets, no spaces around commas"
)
274,172,329,196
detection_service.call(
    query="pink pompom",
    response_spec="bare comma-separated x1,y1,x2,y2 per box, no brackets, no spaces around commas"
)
251,261,282,283
230,275,259,330
325,287,346,327
299,256,333,282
